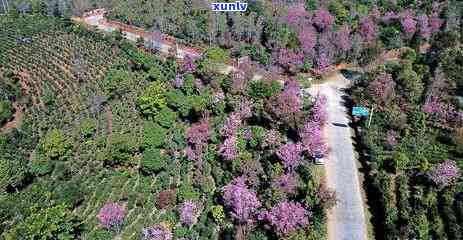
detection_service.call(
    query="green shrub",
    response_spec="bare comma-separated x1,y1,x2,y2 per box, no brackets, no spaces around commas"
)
2,204,83,239
105,133,137,166
165,90,192,117
0,100,14,124
80,118,96,138
143,121,166,148
211,205,225,224
202,47,230,70
39,129,73,161
29,153,54,176
154,107,177,128
0,155,26,191
138,81,167,117
178,183,200,202
141,148,168,174
181,74,196,95
53,182,85,208
102,68,134,99
86,229,114,240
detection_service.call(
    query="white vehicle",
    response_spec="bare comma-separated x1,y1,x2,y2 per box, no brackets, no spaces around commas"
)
314,152,325,165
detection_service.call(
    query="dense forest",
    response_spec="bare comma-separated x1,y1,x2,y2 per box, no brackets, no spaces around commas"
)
0,0,462,239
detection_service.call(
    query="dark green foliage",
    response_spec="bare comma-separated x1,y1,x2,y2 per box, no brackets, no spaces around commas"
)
52,182,85,208
39,129,73,161
143,121,166,148
178,182,200,202
154,107,176,128
374,171,398,239
2,204,83,239
0,100,14,124
247,79,281,101
0,155,26,191
138,81,167,117
165,90,192,117
141,148,168,174
80,118,96,138
440,47,463,92
201,47,230,71
102,68,135,99
29,153,54,176
105,133,137,166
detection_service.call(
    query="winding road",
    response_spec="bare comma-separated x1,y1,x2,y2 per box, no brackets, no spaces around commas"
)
308,72,368,240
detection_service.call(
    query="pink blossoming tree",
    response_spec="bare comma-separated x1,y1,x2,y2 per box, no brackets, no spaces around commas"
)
312,9,335,31
259,201,309,236
219,135,239,160
223,178,261,223
276,143,304,170
400,9,417,39
271,174,298,195
429,160,460,187
300,121,328,156
97,202,126,230
179,201,201,226
359,17,377,42
141,224,172,240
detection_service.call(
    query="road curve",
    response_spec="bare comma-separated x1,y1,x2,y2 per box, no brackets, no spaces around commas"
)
308,73,368,240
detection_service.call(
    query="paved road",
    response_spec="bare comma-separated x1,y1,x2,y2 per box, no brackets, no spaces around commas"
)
308,73,367,240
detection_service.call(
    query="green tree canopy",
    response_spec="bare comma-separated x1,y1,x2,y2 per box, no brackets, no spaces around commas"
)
2,204,83,240
39,129,73,161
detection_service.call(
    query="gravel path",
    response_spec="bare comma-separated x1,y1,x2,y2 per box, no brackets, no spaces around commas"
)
308,73,367,240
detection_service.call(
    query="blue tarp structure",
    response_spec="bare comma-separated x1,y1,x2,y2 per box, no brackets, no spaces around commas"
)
352,106,369,116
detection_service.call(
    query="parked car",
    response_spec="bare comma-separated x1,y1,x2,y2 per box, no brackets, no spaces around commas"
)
314,152,325,165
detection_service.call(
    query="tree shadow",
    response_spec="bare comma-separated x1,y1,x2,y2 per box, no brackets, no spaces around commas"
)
340,88,386,240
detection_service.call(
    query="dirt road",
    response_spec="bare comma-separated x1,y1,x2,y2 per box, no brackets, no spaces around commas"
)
308,72,368,240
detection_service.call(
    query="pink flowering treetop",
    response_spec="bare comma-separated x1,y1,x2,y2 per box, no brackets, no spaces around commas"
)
359,17,377,42
223,178,261,223
268,78,303,122
259,201,309,236
316,184,337,209
298,25,317,54
386,130,398,147
261,129,281,149
400,9,417,39
219,135,238,161
310,96,328,124
367,73,396,104
300,121,327,156
187,122,211,145
285,3,309,29
370,5,381,21
316,52,331,72
276,143,304,170
423,98,462,127
236,99,253,119
97,202,126,230
429,160,460,187
180,55,197,73
417,14,431,40
271,174,298,195
381,11,399,23
179,201,201,226
273,48,304,74
337,24,352,52
219,113,241,137
141,224,172,240
187,122,211,168
429,7,443,33
312,9,335,31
